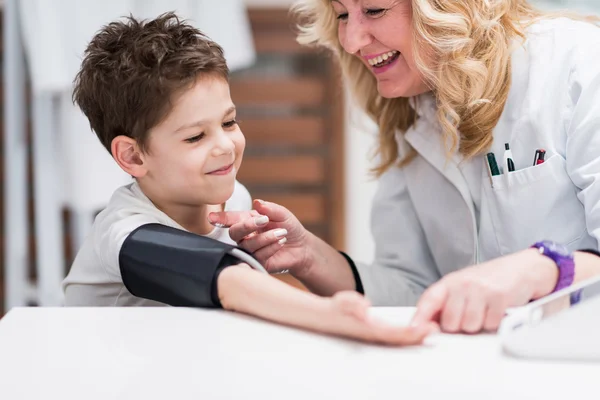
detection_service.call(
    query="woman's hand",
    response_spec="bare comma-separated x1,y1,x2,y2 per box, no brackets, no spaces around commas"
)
208,199,312,275
411,249,558,333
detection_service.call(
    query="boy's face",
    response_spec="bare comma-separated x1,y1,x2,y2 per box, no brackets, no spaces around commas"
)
140,76,245,206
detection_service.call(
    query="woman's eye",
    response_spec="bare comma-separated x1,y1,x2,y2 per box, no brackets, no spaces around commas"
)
336,13,348,21
223,119,238,128
185,133,205,143
365,8,386,17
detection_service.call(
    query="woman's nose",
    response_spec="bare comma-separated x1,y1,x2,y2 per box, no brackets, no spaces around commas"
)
341,17,372,55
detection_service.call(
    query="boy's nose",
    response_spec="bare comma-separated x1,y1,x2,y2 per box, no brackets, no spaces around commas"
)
212,133,236,157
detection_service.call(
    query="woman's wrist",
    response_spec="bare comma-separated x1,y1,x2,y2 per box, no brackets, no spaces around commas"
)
574,250,600,283
522,248,559,300
290,231,323,279
522,247,600,301
291,233,357,296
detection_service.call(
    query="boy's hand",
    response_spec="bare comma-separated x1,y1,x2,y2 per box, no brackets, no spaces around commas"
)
208,199,311,274
327,291,437,345
218,265,436,346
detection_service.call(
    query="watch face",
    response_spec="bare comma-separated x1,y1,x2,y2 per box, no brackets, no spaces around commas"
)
540,240,570,257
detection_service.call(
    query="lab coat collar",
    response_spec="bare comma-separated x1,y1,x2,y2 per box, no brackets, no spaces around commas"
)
404,93,463,178
402,93,478,242
409,92,437,121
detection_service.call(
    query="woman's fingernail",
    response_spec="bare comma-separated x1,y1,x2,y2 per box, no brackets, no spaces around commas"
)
256,199,266,205
273,229,287,238
255,215,269,226
278,237,287,245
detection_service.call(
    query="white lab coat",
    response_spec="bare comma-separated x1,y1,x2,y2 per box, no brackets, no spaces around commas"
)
357,18,600,306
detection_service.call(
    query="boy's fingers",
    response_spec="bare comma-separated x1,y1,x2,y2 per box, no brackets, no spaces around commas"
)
208,210,270,243
375,324,433,346
208,210,257,228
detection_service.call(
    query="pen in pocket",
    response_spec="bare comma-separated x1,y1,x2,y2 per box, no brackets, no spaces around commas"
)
533,149,546,166
486,152,500,176
504,143,515,172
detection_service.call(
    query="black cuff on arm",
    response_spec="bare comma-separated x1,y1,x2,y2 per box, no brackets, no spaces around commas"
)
119,223,258,308
339,251,364,294
579,248,600,258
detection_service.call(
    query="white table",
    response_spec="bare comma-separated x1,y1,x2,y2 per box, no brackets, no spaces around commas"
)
0,307,597,400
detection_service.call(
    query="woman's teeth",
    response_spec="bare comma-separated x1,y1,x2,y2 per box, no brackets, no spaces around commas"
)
368,51,400,67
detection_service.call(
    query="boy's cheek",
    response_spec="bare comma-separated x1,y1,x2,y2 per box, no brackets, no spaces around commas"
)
235,130,246,150
235,144,246,165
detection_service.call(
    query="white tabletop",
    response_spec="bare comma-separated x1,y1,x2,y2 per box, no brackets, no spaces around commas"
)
0,307,597,400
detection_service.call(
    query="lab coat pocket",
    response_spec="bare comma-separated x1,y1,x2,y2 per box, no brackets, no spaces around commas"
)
483,154,585,254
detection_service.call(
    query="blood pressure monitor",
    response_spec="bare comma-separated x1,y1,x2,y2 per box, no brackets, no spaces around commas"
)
499,275,600,362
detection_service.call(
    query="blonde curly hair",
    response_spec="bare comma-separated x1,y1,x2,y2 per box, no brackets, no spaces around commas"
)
292,0,597,175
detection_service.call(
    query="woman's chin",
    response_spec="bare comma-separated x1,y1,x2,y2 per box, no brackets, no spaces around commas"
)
377,80,429,99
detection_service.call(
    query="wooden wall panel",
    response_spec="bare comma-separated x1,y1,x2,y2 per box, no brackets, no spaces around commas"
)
253,31,307,54
233,7,345,252
250,193,325,225
238,156,325,185
241,117,324,146
230,78,325,107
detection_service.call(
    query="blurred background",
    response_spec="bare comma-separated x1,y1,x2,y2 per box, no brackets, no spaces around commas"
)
1,0,598,315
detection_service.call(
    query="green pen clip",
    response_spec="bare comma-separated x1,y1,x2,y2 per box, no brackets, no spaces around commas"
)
486,152,500,176
486,152,500,188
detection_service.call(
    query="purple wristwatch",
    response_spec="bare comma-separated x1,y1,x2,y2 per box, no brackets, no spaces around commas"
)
531,240,575,293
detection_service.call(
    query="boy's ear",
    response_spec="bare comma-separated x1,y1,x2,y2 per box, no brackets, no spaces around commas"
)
111,136,147,178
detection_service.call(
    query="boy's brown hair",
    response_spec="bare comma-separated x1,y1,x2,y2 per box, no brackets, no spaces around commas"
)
73,12,229,154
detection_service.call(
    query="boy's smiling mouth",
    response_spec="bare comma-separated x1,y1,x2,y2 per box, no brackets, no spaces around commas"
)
206,163,234,175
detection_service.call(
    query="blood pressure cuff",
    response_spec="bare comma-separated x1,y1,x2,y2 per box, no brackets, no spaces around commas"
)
119,223,245,308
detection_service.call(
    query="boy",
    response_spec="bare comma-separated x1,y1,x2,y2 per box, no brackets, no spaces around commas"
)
62,12,432,345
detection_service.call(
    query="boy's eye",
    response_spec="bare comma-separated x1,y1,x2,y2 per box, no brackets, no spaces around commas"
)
185,133,205,143
336,13,348,21
223,119,238,128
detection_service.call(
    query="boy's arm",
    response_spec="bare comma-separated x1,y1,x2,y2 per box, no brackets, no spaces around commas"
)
217,265,434,346
119,223,255,308
119,223,433,345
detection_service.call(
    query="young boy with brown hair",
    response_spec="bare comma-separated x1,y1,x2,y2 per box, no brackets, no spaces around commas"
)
62,12,432,345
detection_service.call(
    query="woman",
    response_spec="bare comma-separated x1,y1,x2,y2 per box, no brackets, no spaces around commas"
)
209,0,600,333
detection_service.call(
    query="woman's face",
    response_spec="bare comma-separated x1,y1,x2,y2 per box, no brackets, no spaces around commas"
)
332,0,429,98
